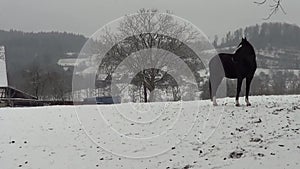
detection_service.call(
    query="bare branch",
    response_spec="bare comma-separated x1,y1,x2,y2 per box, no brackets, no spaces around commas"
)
254,0,267,5
254,0,286,20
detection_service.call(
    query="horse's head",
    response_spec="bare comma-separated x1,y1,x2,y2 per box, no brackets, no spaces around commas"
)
237,37,248,48
236,37,256,61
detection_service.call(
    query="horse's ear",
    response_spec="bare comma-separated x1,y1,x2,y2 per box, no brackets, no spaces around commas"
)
244,37,247,41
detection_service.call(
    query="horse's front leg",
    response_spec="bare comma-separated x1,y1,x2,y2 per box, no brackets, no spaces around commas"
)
245,76,253,106
235,78,243,106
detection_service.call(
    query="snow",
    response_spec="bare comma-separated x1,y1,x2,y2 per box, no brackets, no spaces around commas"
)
255,68,300,76
257,49,283,58
65,52,77,57
0,95,300,169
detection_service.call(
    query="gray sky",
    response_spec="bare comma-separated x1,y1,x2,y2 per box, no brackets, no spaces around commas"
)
0,0,299,39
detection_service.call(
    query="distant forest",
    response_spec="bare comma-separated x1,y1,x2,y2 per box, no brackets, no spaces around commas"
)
216,22,300,50
0,22,299,101
209,22,300,98
0,30,87,100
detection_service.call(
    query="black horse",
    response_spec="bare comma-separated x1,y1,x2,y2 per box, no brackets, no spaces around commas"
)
209,37,257,106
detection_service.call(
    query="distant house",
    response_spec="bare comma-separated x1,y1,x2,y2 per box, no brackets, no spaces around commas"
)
57,58,86,71
0,46,37,106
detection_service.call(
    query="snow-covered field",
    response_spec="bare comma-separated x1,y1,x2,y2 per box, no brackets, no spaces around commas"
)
0,95,300,169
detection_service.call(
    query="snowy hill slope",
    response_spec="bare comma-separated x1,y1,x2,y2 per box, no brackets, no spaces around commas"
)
0,95,299,169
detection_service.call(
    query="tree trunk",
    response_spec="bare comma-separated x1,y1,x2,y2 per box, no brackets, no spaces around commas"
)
143,81,147,102
143,70,148,102
148,88,155,102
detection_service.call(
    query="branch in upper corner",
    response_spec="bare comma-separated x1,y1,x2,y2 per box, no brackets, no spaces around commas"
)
254,0,286,20
254,0,267,5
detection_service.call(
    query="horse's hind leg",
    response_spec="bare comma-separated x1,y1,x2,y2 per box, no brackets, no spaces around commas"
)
235,78,243,106
245,76,253,106
211,76,223,106
209,55,225,106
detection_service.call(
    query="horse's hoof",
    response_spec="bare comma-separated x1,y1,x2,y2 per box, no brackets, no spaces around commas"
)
213,103,218,106
246,103,251,106
235,103,240,107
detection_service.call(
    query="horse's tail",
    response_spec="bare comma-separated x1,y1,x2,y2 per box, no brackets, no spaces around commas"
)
209,79,212,101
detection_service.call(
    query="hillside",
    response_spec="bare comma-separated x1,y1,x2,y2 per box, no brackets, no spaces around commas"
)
0,22,299,99
217,22,300,70
0,30,87,95
0,95,299,169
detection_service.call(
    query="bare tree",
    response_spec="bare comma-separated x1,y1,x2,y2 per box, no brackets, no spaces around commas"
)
254,0,286,20
25,62,45,99
97,9,204,102
46,72,69,101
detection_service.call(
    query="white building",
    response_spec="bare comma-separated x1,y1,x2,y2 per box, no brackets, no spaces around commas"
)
0,46,8,87
0,46,36,103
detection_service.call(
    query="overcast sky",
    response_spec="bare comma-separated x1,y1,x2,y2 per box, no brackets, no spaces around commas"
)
0,0,299,39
